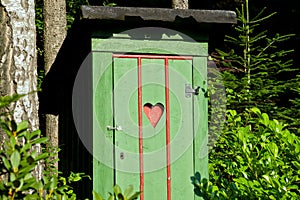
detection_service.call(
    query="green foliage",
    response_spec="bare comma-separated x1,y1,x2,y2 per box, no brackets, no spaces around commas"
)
212,1,299,132
35,0,91,89
0,94,26,112
66,0,90,29
191,171,239,199
102,0,117,6
0,94,89,199
93,185,141,200
35,0,44,58
0,94,137,199
201,1,300,198
0,118,88,199
192,108,300,199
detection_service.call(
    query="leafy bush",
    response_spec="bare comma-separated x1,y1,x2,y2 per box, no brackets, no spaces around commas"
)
0,94,139,199
93,184,140,200
0,119,88,199
0,94,88,199
191,108,300,199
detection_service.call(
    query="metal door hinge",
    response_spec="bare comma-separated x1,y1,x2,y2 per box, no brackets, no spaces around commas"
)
185,84,200,98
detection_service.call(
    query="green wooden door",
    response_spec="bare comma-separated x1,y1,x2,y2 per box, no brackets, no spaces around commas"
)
112,54,196,200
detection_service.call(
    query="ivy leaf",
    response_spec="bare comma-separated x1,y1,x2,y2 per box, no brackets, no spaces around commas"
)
124,185,133,197
0,94,26,110
18,164,35,175
117,193,125,200
292,161,300,169
92,190,104,200
260,113,270,126
251,107,261,115
114,184,122,197
2,156,11,170
30,137,48,146
262,175,271,183
268,142,279,158
128,192,141,200
50,177,58,190
16,121,28,136
195,172,201,182
108,195,114,200
11,150,21,173
27,130,41,140
10,136,17,148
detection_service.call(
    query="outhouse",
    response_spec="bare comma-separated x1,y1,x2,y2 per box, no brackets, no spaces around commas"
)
41,6,236,200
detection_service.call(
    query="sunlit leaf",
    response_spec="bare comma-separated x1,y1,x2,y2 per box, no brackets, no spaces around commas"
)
11,150,21,173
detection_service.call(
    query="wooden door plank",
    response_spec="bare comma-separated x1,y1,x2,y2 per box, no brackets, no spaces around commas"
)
93,52,114,196
168,59,194,200
193,57,209,197
141,58,168,200
113,58,141,193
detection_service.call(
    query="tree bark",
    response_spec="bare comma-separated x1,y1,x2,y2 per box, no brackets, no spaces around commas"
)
43,0,67,168
44,0,67,75
172,0,189,9
0,0,41,179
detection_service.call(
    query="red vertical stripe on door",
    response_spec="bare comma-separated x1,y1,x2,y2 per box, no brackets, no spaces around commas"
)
165,58,171,200
138,57,144,200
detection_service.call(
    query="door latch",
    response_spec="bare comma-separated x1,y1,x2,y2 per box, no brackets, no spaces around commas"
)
185,84,200,98
106,125,122,131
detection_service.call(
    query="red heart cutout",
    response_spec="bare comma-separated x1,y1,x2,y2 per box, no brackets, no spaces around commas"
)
143,103,164,128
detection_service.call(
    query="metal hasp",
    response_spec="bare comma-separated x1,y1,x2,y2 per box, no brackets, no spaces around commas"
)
185,84,200,98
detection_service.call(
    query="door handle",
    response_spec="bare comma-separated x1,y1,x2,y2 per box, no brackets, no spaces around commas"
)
106,125,122,131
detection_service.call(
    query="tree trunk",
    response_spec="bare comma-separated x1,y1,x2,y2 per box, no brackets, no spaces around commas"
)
0,0,41,179
172,0,189,9
44,0,67,75
43,0,67,168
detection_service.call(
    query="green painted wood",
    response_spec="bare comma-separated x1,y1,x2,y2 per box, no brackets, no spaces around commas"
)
168,59,195,199
113,57,141,192
93,52,114,196
141,59,167,199
92,34,208,200
111,57,205,199
193,56,209,200
92,38,208,56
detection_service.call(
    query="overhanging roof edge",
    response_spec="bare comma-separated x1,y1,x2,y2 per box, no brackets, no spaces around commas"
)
81,6,237,24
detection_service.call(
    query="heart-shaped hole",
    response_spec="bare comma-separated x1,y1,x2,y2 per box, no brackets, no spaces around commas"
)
143,103,164,128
